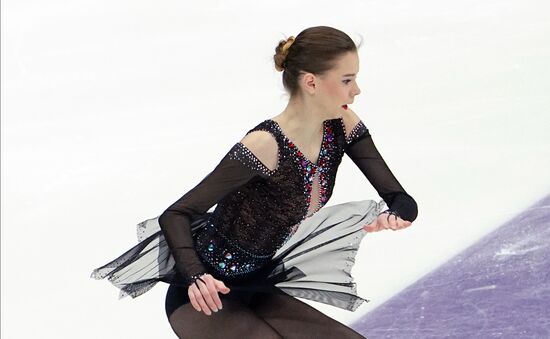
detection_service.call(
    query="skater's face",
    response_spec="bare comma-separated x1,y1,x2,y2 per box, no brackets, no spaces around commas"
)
316,51,361,115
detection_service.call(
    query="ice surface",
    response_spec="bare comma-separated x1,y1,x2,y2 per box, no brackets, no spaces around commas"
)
351,195,550,338
3,0,549,337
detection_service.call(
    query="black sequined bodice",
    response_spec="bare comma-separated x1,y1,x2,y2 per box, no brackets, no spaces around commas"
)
158,116,418,284
208,119,345,256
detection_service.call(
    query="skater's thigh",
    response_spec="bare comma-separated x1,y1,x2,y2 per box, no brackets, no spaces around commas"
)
165,284,282,339
249,291,366,339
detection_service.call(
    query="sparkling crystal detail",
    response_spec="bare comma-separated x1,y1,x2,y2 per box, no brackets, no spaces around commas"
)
194,118,351,278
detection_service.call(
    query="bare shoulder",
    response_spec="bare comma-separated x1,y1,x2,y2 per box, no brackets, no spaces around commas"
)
339,107,363,139
239,130,279,171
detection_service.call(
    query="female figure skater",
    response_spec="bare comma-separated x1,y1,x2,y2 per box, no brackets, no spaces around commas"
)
91,25,417,338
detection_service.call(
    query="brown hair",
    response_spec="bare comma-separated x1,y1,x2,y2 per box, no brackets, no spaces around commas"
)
274,26,363,98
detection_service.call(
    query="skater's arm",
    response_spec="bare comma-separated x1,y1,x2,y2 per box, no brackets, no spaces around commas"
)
340,109,418,222
158,132,277,286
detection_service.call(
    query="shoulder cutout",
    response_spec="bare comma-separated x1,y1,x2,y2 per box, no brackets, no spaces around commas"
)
339,108,370,145
238,130,279,172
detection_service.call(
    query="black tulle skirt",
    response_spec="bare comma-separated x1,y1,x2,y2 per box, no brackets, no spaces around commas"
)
90,199,385,312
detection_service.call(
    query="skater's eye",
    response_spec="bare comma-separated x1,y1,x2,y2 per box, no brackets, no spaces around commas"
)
343,80,352,85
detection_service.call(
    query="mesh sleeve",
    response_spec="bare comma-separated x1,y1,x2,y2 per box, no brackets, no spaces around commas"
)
344,120,418,222
158,142,274,285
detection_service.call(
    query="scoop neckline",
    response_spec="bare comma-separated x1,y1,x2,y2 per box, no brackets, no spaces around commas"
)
267,119,328,167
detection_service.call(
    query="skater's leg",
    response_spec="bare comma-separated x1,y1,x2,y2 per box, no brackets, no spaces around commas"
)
165,284,282,339
249,291,366,339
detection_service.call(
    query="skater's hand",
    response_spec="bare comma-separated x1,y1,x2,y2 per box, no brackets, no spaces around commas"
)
363,212,412,232
188,274,231,316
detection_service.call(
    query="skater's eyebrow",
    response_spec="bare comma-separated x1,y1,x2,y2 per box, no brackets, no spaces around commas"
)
342,73,356,77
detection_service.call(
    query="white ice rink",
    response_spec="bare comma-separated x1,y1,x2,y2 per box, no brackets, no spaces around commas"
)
2,0,549,338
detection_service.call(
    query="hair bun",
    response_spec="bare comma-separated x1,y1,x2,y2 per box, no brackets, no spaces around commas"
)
274,36,296,72
281,36,295,54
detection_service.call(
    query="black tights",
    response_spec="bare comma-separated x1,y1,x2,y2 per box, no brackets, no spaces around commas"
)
165,284,366,339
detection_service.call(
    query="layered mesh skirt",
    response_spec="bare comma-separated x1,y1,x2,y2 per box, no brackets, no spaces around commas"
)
90,199,385,312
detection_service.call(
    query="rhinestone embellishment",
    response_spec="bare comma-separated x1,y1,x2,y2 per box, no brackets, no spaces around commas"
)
192,118,348,274
195,220,272,278
228,142,275,176
272,120,336,218
344,119,369,145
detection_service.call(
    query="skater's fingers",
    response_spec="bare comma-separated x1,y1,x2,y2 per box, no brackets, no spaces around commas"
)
216,279,230,294
191,278,213,316
195,291,212,316
383,213,399,230
397,219,412,229
363,224,376,232
198,279,219,314
188,287,201,312
363,219,378,232
364,225,377,232
392,217,411,229
191,286,211,315
389,214,400,230
206,278,223,310
378,214,390,230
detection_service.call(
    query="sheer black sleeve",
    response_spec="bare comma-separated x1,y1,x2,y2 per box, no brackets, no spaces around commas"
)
158,142,274,286
343,120,418,222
